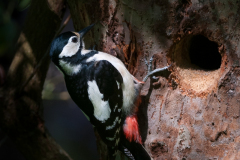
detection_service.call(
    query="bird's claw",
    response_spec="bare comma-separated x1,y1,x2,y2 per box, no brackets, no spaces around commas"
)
142,55,171,82
144,55,158,79
152,76,158,80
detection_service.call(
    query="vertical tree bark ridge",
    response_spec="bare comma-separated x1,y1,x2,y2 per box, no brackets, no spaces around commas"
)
68,0,240,159
0,0,72,160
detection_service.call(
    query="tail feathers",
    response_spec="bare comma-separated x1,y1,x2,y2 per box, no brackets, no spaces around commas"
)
122,147,135,160
119,138,152,160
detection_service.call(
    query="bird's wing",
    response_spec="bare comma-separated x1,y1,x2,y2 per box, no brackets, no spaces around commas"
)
87,60,124,156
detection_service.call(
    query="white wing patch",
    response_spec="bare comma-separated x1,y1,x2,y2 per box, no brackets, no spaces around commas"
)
86,51,136,115
88,80,111,122
59,60,81,75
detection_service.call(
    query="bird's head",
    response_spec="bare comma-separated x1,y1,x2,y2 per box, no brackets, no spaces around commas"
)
49,24,94,75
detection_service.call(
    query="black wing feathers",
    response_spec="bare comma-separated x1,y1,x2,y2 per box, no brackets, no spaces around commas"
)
93,60,123,100
92,60,123,126
91,60,124,158
92,60,123,120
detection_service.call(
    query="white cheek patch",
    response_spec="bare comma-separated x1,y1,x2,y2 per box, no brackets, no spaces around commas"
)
59,37,80,58
59,60,82,75
87,80,111,122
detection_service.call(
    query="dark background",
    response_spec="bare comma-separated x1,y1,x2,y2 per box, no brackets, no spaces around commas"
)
0,1,98,159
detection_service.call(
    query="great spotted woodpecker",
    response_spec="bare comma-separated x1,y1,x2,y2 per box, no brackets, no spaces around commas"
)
49,24,170,160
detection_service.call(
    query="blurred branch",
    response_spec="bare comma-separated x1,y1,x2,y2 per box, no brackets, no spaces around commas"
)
20,14,71,93
5,0,15,18
0,0,73,160
0,136,7,147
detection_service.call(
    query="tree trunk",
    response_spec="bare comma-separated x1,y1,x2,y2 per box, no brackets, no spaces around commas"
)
67,0,240,159
0,0,73,160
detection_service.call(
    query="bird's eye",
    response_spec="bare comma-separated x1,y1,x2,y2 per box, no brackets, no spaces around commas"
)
72,37,78,43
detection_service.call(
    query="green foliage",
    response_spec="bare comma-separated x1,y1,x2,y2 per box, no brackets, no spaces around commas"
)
18,0,31,10
0,0,31,56
0,19,17,55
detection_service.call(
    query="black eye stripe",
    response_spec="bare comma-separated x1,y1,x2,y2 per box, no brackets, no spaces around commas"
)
71,37,78,43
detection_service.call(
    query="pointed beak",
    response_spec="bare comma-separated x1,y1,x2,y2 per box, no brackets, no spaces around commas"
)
79,23,95,38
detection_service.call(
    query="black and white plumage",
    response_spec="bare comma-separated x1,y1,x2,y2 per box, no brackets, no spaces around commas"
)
49,24,169,160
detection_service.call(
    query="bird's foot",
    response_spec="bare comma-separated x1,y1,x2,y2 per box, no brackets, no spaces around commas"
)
143,55,171,82
133,76,145,85
144,55,158,81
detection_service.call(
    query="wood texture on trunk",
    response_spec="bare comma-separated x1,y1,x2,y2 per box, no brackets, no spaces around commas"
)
0,0,73,160
67,0,240,159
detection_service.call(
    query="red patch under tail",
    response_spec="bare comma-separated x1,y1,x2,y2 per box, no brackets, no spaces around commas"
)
123,115,142,144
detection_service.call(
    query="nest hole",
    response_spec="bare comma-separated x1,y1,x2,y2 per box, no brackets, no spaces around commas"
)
169,34,224,95
189,35,221,70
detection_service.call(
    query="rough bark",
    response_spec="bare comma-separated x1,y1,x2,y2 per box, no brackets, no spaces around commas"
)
0,0,73,160
67,0,240,159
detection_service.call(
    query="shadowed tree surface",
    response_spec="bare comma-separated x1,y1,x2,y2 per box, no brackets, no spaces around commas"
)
1,0,240,160
67,0,240,159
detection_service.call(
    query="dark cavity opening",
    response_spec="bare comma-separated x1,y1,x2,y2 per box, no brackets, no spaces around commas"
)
189,35,221,70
